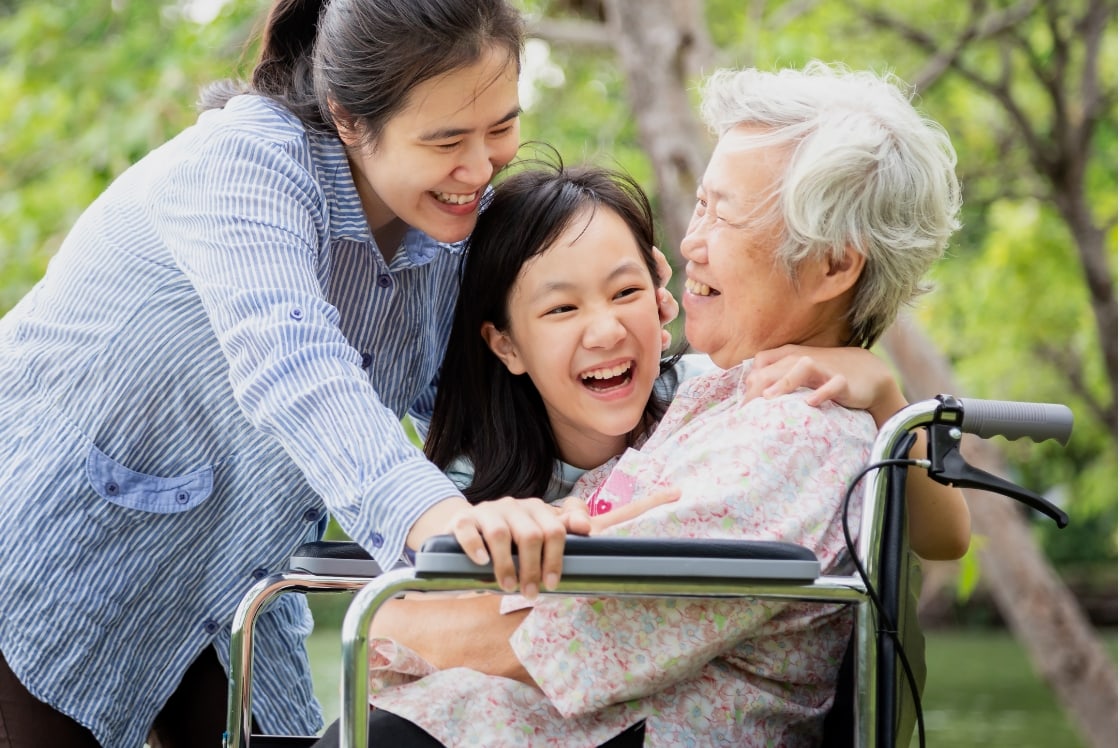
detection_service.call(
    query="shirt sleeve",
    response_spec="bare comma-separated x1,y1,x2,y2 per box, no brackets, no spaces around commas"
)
148,125,460,569
407,371,439,444
511,394,875,716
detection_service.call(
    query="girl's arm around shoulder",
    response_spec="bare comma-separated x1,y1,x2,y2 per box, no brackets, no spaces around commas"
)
747,345,971,560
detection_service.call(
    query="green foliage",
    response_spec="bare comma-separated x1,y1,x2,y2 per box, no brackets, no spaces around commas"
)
2,0,1115,570
0,0,260,310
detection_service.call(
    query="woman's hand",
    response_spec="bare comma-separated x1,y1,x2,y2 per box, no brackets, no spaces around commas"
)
412,496,570,600
653,246,679,351
447,496,571,600
746,344,906,427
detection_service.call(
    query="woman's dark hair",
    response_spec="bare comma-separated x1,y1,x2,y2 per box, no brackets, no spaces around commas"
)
201,0,524,144
425,153,678,503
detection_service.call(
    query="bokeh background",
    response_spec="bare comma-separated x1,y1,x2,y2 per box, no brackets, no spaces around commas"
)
2,1,1115,745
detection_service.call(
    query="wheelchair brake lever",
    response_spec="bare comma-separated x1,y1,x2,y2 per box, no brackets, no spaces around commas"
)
925,422,1069,529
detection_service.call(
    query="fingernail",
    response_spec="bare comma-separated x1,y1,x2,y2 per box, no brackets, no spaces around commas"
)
473,550,490,565
501,575,516,592
522,582,539,600
544,572,559,591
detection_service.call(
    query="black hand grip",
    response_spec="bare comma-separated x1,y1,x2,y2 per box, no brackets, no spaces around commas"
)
958,398,1074,445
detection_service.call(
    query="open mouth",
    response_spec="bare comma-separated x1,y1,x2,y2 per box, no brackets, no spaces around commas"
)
579,361,635,392
431,190,479,205
685,277,720,297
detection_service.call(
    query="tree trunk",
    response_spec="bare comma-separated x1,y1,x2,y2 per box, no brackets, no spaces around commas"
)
600,0,712,251
881,315,1119,748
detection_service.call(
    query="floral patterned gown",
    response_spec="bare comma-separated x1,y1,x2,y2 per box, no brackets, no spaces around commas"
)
366,360,876,747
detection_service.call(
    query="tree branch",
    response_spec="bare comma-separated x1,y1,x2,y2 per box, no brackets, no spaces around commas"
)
524,17,613,48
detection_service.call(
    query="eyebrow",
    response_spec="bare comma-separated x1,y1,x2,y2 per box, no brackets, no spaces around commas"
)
418,106,522,142
528,260,649,302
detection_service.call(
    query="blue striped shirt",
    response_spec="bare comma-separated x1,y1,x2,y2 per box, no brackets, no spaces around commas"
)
0,95,465,746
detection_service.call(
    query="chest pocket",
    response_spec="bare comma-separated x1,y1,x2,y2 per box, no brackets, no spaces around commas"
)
86,444,214,513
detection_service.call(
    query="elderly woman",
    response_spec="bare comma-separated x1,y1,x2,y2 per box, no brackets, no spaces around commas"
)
314,61,963,747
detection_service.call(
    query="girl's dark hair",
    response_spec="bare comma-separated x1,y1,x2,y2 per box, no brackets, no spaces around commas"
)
200,0,524,144
425,152,678,503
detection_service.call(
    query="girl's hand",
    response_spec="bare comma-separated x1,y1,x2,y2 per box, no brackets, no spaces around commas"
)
652,246,679,350
558,487,681,535
746,344,907,427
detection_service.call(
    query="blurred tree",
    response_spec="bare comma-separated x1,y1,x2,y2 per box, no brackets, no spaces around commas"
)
0,0,264,309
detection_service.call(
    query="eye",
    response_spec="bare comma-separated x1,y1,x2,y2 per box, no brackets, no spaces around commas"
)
433,141,462,152
614,286,645,300
489,124,516,138
545,304,576,316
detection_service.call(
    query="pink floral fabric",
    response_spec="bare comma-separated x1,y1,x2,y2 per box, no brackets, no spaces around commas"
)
368,361,876,746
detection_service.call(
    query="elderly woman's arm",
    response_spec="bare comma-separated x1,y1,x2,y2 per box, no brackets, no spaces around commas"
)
369,594,534,683
746,344,971,561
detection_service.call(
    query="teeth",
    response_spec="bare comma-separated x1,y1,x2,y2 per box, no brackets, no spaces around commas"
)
433,190,478,205
580,362,632,380
685,277,714,296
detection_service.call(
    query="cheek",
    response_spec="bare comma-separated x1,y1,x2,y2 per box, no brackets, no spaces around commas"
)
632,303,665,350
492,133,520,169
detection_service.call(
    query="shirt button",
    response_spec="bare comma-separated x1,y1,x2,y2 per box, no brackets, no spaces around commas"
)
376,274,392,289
371,533,384,549
175,491,190,504
303,507,321,523
360,352,372,369
289,307,304,321
203,619,220,635
251,567,269,581
105,482,120,496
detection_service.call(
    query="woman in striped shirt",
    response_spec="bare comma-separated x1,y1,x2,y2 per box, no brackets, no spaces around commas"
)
0,1,589,746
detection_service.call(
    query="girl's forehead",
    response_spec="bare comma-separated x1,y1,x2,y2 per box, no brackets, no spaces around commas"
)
513,216,649,293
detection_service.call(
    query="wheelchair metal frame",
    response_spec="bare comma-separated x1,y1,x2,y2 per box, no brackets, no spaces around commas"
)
225,395,1071,748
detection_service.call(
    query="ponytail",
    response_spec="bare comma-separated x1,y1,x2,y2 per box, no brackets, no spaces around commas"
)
199,0,325,121
251,0,323,112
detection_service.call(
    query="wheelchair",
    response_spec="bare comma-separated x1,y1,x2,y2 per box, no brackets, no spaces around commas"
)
224,394,1072,748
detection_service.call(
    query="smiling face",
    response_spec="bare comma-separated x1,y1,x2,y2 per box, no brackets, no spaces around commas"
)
483,206,663,470
339,44,521,245
680,126,858,368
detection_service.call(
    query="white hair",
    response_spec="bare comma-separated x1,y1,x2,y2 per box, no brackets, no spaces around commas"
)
698,61,962,346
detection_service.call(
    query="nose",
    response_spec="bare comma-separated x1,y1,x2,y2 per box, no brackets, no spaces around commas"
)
582,308,627,350
452,141,496,186
680,217,709,263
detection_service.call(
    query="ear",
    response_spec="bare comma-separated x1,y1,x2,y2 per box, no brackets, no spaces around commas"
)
481,322,527,375
328,99,361,148
807,245,866,303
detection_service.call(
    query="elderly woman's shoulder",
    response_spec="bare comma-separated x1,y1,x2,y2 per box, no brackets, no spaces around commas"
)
680,359,877,431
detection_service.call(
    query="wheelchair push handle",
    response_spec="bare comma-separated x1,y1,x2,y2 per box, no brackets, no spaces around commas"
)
957,397,1074,445
922,395,1071,528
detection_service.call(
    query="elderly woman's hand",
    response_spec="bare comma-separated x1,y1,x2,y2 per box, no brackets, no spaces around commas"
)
745,344,907,427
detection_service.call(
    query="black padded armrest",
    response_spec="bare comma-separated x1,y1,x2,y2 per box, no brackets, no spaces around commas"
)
415,534,820,582
289,540,383,577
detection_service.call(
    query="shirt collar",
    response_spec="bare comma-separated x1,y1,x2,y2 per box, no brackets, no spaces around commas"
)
308,131,465,265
